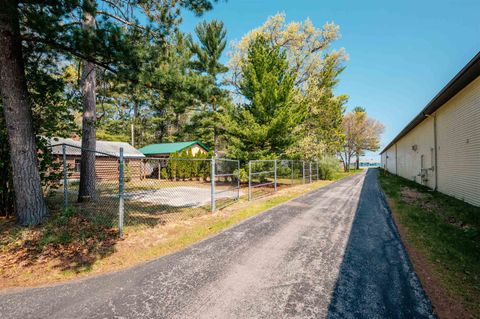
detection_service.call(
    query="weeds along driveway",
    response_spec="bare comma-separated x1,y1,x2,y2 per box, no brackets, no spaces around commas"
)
0,170,434,319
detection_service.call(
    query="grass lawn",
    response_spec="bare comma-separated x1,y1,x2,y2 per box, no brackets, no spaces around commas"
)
378,170,480,318
0,169,360,290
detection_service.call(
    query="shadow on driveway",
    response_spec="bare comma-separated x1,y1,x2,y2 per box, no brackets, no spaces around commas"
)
327,169,435,319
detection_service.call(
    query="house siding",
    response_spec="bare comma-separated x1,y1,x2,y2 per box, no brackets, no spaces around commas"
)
381,75,480,207
63,156,143,181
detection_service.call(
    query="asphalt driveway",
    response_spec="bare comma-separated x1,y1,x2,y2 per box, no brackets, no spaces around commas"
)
0,170,434,318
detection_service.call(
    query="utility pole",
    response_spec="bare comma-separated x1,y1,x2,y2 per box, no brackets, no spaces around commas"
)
131,123,135,147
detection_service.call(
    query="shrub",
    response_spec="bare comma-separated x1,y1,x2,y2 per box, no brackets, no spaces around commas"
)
276,162,292,178
161,167,168,179
234,168,248,183
318,156,339,180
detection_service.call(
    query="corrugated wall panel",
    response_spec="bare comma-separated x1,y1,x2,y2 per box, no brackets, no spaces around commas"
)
385,147,397,174
436,76,480,206
395,118,435,188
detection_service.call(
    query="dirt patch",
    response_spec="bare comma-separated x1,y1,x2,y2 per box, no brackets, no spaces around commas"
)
388,199,474,319
400,187,439,212
399,187,471,231
0,214,119,289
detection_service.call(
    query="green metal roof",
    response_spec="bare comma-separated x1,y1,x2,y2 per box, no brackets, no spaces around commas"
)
138,141,209,155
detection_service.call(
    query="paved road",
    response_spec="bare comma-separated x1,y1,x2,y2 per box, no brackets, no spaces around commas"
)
0,170,434,319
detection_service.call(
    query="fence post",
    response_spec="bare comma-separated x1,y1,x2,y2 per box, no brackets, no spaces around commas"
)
237,160,240,200
302,161,305,184
248,161,252,201
210,157,215,212
309,162,312,183
291,161,294,185
274,160,277,192
118,147,125,238
62,144,68,212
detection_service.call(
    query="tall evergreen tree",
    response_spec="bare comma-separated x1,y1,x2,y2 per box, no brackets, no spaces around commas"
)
226,36,301,161
0,0,48,225
188,20,228,155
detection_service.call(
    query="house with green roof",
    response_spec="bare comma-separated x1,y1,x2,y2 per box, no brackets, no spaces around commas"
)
138,141,209,158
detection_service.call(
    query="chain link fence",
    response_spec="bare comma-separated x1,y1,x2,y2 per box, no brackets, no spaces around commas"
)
248,159,319,201
248,160,277,200
50,143,121,229
50,144,242,237
123,157,214,229
48,143,322,236
213,158,241,210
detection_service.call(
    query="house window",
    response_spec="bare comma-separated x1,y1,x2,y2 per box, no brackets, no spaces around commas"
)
420,154,425,169
74,159,81,172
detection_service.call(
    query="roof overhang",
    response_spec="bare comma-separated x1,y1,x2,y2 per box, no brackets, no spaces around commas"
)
380,51,480,154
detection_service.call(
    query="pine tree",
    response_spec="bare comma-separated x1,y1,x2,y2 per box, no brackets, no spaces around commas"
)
188,20,228,155
226,36,301,161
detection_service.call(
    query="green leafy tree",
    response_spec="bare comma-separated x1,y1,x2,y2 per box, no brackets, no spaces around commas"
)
287,55,347,160
226,36,301,161
339,107,384,171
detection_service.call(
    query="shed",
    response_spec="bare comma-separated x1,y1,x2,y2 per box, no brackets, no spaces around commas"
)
49,137,145,180
138,141,209,158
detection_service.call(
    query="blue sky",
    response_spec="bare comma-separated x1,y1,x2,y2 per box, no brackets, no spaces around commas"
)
179,0,480,159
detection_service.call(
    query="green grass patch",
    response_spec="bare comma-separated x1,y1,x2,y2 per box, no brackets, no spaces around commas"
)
331,168,363,180
378,169,480,317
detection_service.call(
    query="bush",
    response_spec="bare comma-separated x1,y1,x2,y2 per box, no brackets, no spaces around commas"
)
161,167,168,179
234,168,248,183
276,162,292,178
318,156,339,180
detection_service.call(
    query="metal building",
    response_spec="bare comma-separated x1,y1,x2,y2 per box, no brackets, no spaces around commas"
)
380,52,480,207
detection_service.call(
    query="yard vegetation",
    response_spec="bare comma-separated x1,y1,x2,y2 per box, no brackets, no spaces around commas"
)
379,170,480,318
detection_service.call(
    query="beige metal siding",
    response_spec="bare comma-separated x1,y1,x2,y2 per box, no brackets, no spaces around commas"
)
395,117,435,188
384,147,397,174
436,76,480,206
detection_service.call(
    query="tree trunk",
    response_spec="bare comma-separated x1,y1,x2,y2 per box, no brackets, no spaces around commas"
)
343,151,349,172
0,0,48,225
78,5,97,202
356,152,360,170
132,99,139,147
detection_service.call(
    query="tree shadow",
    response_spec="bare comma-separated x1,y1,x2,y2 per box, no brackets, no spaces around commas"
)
0,211,118,275
326,169,435,319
